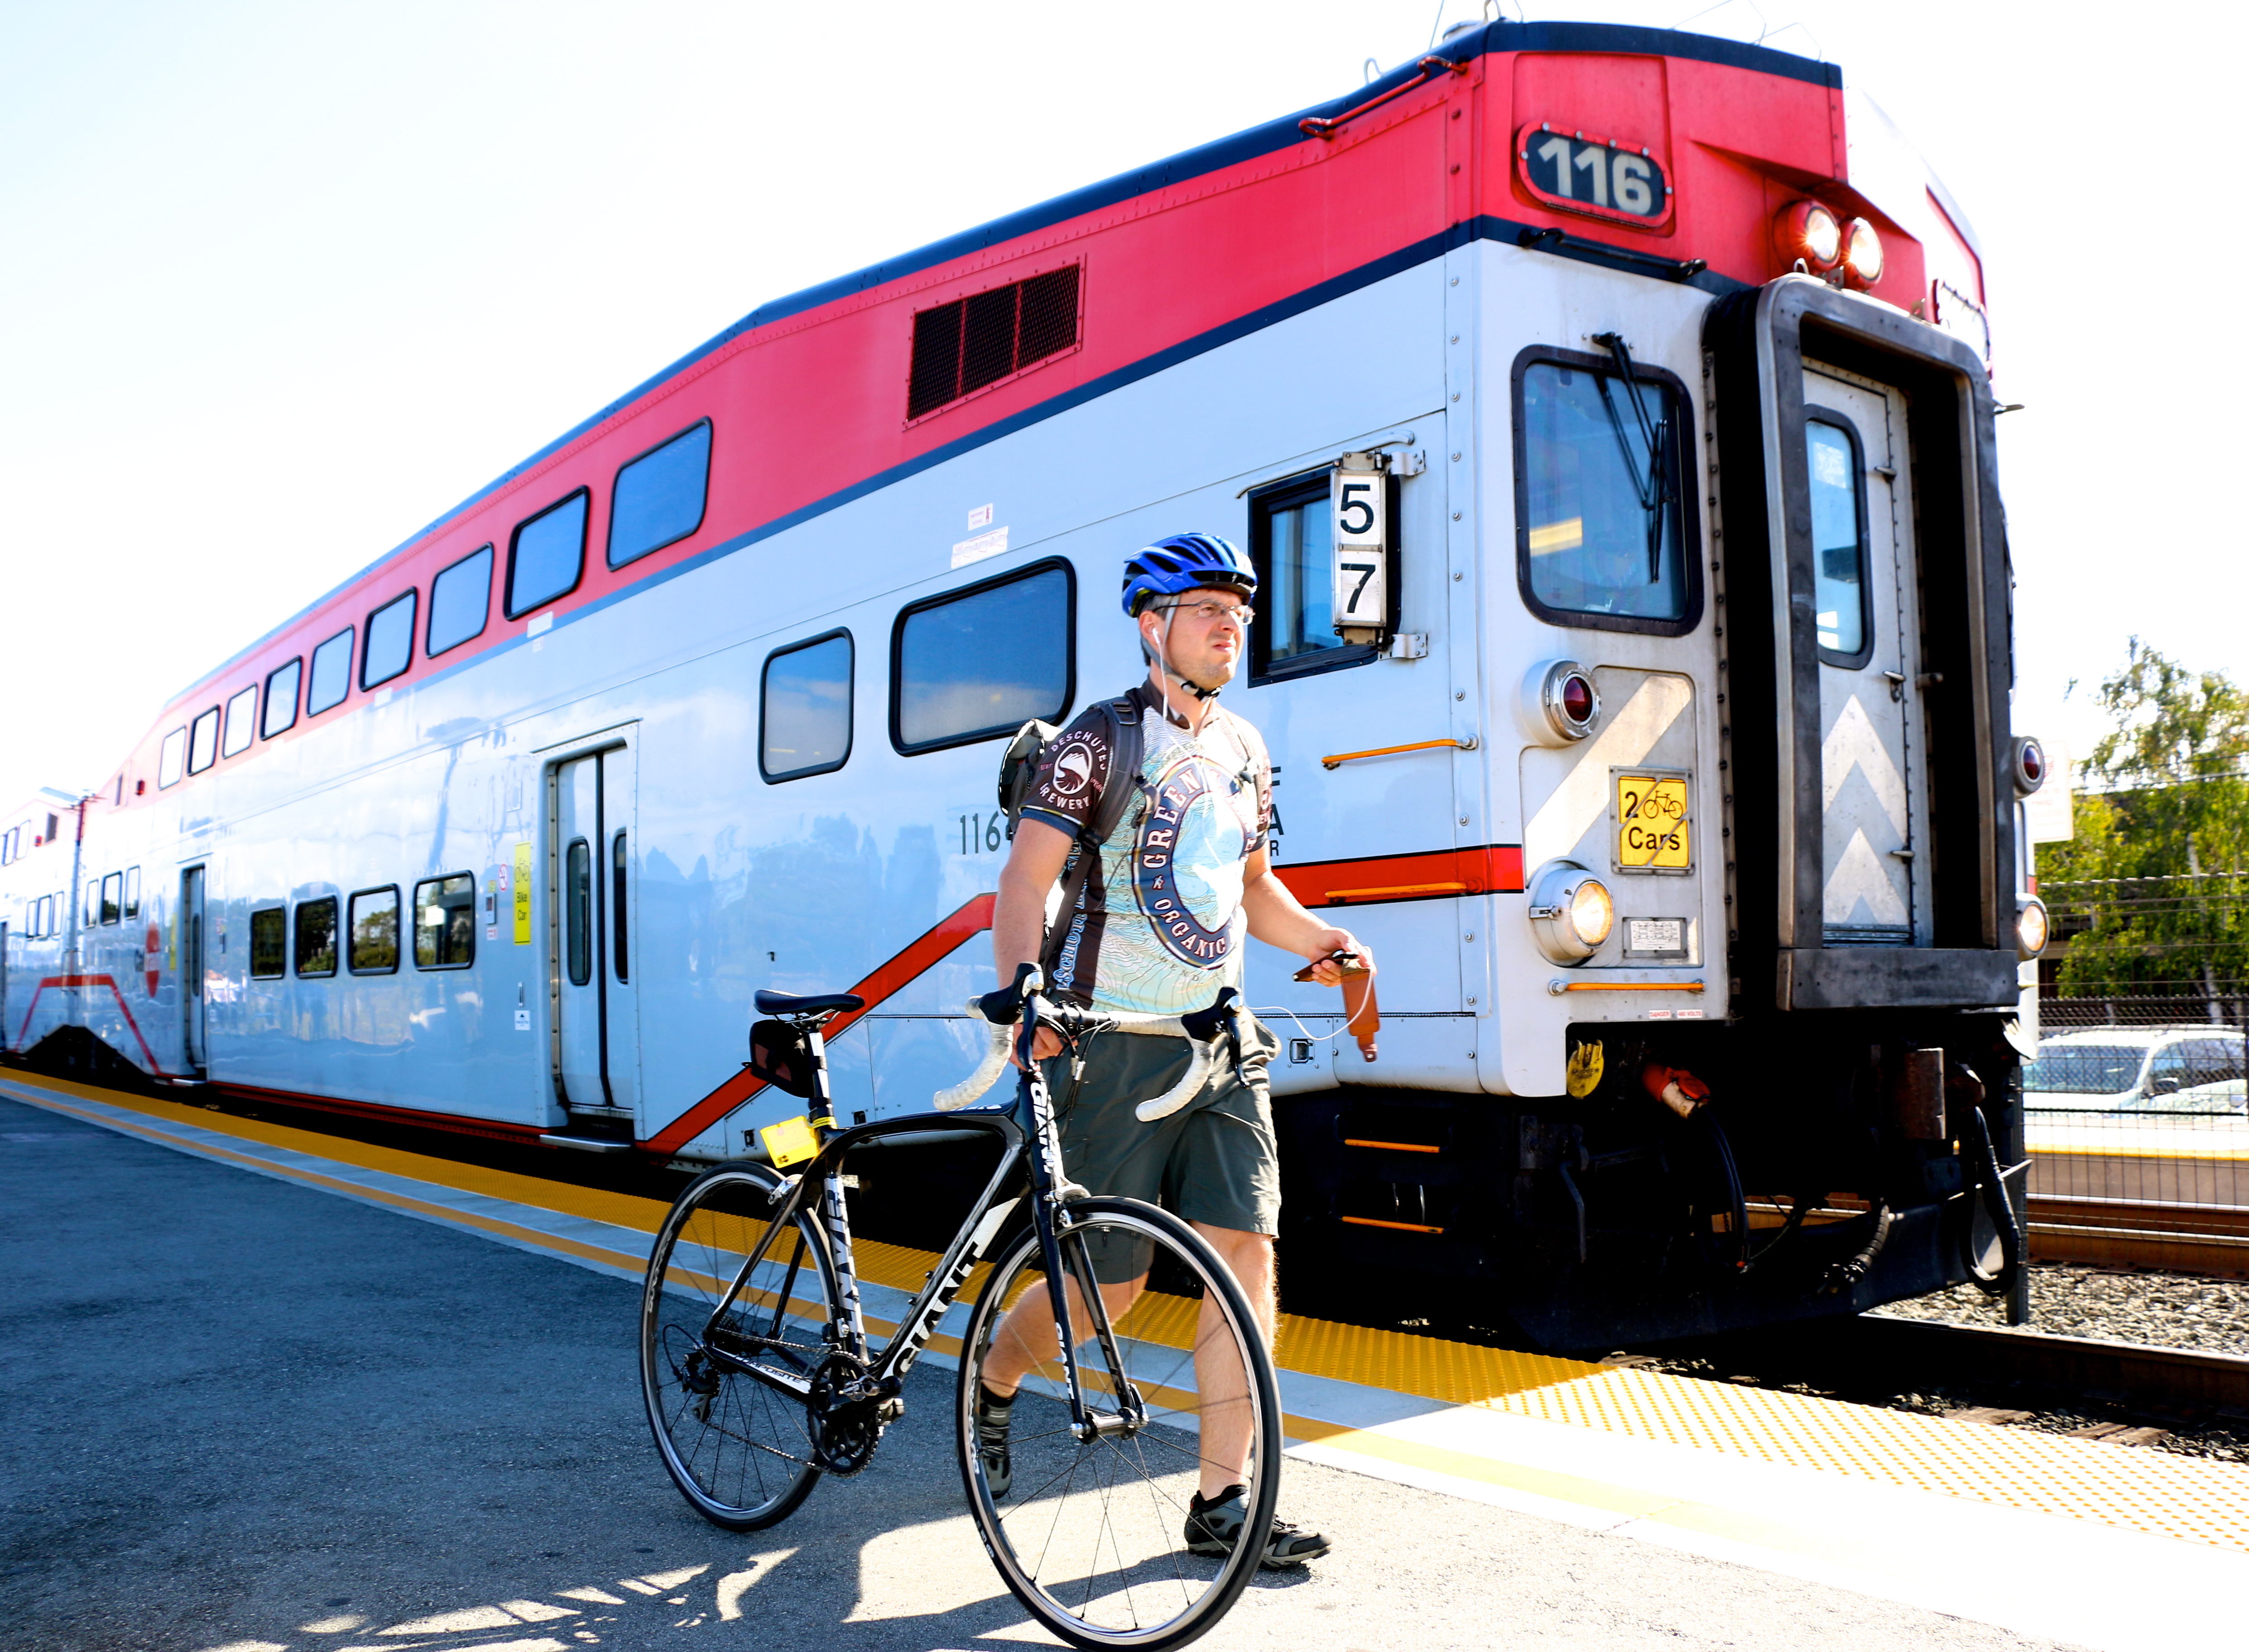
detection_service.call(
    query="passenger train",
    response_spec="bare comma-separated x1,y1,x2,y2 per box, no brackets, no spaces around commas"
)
1,19,2048,1348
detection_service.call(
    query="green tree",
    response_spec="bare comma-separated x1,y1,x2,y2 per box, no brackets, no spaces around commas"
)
2038,641,2248,1019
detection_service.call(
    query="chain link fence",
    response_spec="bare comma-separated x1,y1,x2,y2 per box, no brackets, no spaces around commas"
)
2023,972,2246,1277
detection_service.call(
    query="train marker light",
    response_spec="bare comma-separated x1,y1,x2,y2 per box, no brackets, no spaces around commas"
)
1775,200,1842,271
2016,896,2050,960
1842,218,1884,288
1538,659,1602,741
1528,860,1616,963
2012,736,2047,796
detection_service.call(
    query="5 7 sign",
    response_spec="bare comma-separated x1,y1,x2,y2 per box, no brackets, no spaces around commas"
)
1331,455,1389,645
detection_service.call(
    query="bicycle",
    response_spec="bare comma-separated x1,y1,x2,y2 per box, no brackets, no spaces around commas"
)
638,962,1283,1651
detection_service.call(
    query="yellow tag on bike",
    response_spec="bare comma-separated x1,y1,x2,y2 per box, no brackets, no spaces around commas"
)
760,1115,820,1168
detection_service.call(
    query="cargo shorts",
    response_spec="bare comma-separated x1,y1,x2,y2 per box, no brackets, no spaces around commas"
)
1038,1014,1282,1281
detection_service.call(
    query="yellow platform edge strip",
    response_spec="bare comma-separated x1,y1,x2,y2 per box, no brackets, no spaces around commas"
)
10,1067,2249,1556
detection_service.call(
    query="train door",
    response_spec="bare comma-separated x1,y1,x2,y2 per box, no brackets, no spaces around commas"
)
180,866,208,1074
1805,370,1933,946
548,741,639,1124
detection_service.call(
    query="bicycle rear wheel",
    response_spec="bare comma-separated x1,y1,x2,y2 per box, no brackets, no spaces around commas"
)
640,1162,838,1529
956,1196,1282,1650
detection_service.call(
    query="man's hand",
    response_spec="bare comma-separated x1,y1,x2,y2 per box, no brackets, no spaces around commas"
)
1296,927,1374,986
1013,1026,1065,1070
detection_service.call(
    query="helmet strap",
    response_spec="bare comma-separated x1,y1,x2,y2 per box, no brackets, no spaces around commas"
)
1151,608,1222,727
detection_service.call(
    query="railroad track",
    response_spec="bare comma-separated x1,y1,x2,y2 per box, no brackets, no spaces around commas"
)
2026,1194,2249,1277
1845,1313,2249,1411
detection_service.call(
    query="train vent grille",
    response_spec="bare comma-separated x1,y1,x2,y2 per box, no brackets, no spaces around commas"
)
908,265,1080,420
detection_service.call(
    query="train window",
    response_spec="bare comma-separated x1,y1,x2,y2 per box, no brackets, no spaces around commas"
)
507,489,588,619
84,879,99,927
307,629,353,716
347,886,400,974
1249,471,1374,684
361,591,417,690
264,658,302,738
36,895,50,937
222,685,257,758
761,631,854,782
123,866,140,919
611,831,629,983
565,839,593,987
294,896,339,977
187,708,220,775
1806,415,1870,662
609,420,711,568
908,265,1081,420
1513,350,1699,635
100,873,122,926
413,874,476,969
249,907,286,978
891,561,1073,754
427,546,493,658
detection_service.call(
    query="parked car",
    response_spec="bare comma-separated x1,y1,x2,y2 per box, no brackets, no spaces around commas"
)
2021,1028,2246,1113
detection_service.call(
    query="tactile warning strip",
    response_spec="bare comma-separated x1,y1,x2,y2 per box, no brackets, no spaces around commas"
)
13,1068,2249,1553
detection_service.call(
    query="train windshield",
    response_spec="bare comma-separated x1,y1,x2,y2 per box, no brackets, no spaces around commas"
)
2021,1043,2144,1095
1519,360,1687,623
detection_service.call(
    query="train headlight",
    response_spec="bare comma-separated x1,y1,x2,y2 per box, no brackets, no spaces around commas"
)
1528,860,1615,964
1540,660,1602,741
1842,218,1884,288
2012,736,2047,797
2016,896,2050,960
1775,200,1843,271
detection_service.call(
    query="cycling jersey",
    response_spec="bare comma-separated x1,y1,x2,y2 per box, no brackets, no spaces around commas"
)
1020,683,1273,1015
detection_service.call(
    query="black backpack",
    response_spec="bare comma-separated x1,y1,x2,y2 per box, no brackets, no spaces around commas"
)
996,693,1144,850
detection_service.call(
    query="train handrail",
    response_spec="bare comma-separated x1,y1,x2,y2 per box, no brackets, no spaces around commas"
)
1321,735,1477,770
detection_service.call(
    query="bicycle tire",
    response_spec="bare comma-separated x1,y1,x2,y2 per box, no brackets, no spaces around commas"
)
956,1196,1283,1651
640,1162,839,1530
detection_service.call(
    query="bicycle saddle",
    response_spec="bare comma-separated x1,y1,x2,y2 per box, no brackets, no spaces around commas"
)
754,989,865,1016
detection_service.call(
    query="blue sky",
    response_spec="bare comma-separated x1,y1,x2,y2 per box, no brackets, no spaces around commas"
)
3,0,2236,810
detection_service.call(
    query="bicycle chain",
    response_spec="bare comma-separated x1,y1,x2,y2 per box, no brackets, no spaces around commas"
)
808,1351,884,1476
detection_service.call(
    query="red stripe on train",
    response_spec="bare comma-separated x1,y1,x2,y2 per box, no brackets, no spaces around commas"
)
640,892,1001,1157
1270,845,1524,907
14,975,168,1076
643,846,1522,1153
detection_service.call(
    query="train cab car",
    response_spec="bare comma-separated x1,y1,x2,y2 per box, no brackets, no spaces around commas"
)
0,19,2041,1348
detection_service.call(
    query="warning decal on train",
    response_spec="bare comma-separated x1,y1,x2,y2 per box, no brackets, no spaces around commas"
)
1613,770,1691,873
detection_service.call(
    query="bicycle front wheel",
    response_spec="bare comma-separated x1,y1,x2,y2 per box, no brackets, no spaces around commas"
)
956,1197,1283,1651
640,1162,839,1530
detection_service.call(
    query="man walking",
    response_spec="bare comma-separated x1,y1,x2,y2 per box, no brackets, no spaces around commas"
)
972,532,1372,1567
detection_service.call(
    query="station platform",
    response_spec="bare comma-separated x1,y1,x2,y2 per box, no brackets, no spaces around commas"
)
5,1064,2245,1652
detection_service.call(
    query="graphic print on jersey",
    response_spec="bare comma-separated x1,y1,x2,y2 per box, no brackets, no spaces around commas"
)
1134,749,1250,968
1020,686,1270,1015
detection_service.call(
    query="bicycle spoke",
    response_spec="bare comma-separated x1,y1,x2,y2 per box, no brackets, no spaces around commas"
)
959,1201,1280,1647
642,1166,833,1531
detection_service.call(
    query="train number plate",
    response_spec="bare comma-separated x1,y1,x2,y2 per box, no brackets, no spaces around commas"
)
1614,771,1691,872
1516,123,1673,229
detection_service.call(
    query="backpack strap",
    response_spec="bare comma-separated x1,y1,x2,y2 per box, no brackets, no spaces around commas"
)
1043,695,1147,985
1082,695,1144,850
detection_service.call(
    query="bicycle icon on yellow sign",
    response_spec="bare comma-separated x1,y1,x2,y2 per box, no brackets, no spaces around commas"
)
1614,772,1692,871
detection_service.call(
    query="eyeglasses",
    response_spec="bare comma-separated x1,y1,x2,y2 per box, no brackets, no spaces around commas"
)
1155,600,1255,628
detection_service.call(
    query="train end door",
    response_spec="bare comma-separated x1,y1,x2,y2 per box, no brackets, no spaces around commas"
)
547,738,639,1137
1705,276,2019,1014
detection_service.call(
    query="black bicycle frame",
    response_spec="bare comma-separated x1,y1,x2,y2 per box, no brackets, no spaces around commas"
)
694,995,1143,1435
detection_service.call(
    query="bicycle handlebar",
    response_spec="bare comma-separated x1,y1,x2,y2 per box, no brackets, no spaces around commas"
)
932,983,1247,1122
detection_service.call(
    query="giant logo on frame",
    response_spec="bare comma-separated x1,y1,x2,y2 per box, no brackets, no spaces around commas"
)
1131,751,1250,969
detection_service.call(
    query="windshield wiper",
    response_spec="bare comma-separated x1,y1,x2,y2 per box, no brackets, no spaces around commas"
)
1589,331,1673,583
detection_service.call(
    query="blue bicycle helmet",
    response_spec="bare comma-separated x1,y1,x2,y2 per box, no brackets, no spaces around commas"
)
1121,533,1257,618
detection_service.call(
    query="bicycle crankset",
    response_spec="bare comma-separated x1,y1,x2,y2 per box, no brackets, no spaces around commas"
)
808,1351,886,1476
